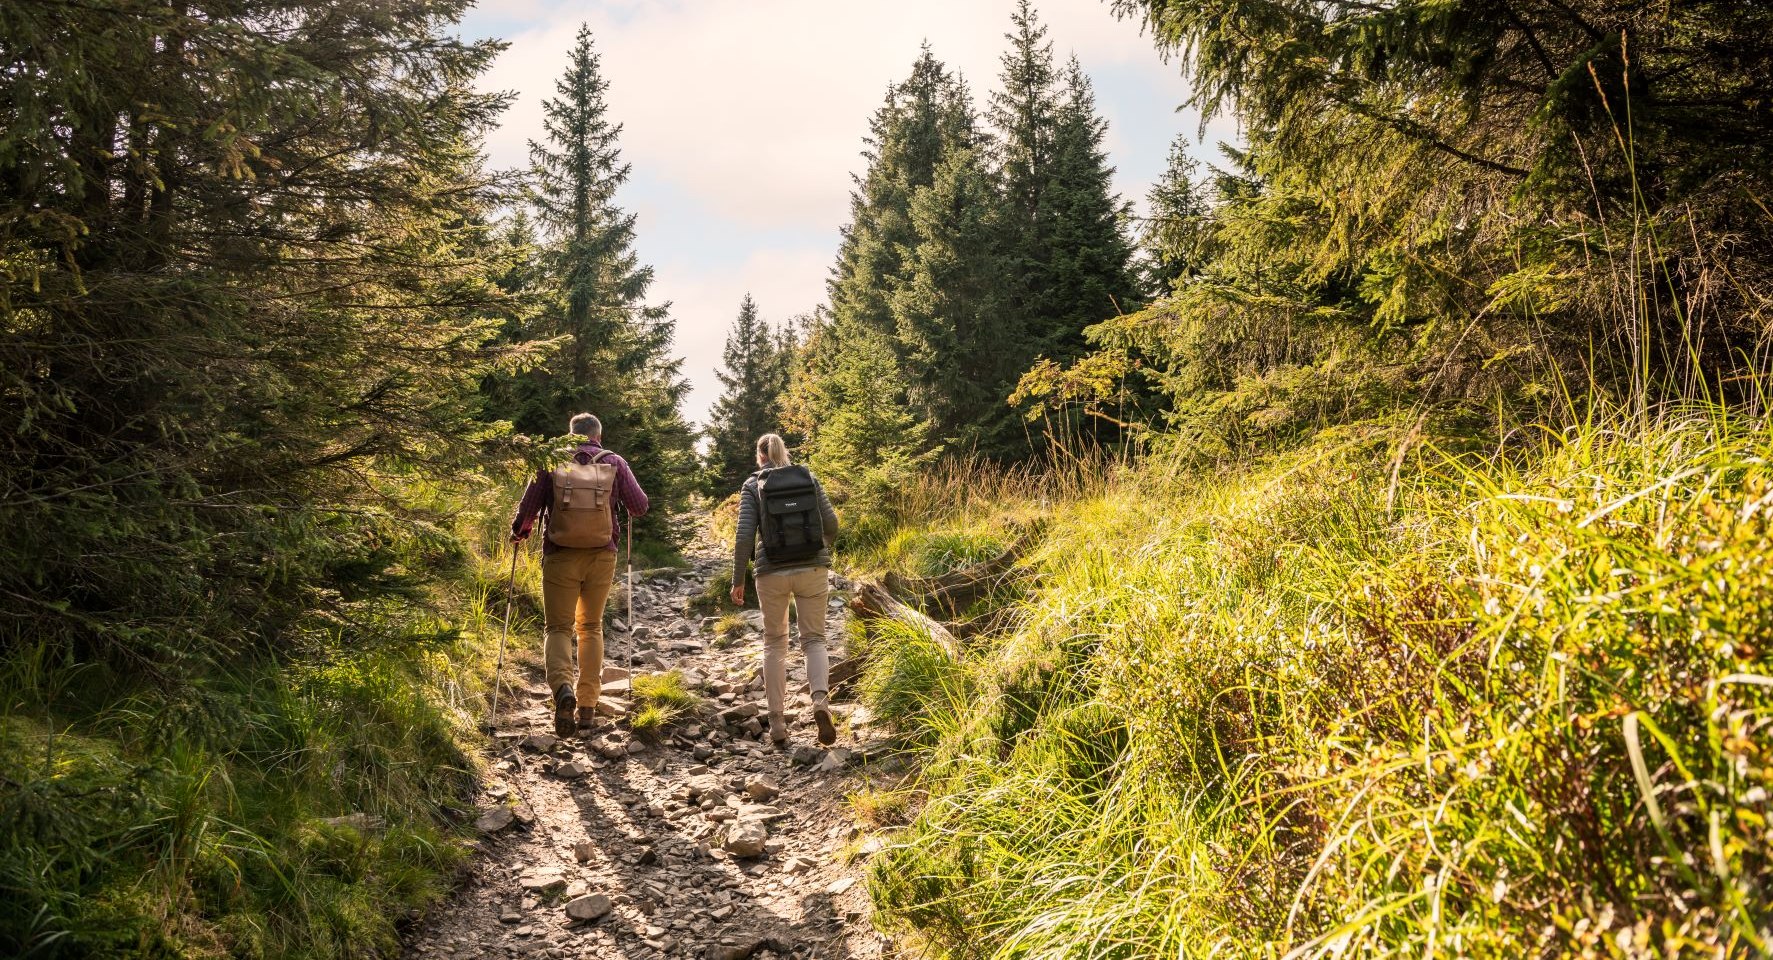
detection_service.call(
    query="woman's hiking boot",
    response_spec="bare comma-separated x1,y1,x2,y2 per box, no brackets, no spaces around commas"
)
812,692,836,746
554,685,577,739
768,714,789,745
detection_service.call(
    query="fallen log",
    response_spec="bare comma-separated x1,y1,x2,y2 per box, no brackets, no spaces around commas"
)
882,537,1032,619
848,580,963,659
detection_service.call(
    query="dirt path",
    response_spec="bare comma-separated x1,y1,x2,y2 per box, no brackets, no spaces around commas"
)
404,539,895,960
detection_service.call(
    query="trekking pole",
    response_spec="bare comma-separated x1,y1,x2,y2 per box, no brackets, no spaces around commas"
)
484,542,520,735
625,506,635,629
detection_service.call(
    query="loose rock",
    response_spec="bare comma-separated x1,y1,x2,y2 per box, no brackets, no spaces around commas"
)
722,820,769,858
563,893,612,922
474,806,515,833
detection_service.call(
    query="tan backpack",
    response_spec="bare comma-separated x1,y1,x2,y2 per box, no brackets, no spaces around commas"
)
547,450,616,548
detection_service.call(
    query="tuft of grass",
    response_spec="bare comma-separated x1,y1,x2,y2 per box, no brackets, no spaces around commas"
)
849,784,920,829
628,705,671,737
850,405,1773,958
628,670,699,735
631,670,698,712
712,614,748,649
687,567,742,616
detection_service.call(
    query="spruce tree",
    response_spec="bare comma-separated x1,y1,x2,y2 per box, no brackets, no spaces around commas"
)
1039,58,1139,358
521,25,696,543
893,143,1014,449
792,50,976,484
1138,133,1211,295
986,5,1139,446
705,294,787,494
0,0,511,671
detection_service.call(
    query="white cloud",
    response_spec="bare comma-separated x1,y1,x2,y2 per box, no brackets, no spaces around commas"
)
469,0,1227,426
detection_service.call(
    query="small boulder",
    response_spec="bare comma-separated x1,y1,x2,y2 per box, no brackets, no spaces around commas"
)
518,869,567,898
563,893,612,922
815,748,854,773
722,820,768,858
572,840,597,863
474,806,515,834
520,733,560,753
743,776,780,802
554,761,588,780
706,941,762,960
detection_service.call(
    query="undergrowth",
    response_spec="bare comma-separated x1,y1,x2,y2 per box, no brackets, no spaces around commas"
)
853,405,1773,958
0,477,541,958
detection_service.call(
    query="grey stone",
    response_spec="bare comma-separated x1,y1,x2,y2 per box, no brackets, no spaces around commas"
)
554,761,587,779
518,869,567,897
742,776,780,802
563,893,612,922
474,806,516,833
721,820,768,858
705,936,770,960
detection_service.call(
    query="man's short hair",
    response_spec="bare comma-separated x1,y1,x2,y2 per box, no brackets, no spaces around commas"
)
569,413,602,438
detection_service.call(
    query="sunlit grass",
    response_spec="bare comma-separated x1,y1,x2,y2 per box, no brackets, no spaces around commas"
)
629,670,700,736
851,404,1773,958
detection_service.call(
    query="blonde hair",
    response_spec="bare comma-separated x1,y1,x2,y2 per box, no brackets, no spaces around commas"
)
756,433,790,468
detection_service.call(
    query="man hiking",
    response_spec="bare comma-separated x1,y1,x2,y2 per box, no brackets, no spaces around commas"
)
511,413,649,738
730,433,840,746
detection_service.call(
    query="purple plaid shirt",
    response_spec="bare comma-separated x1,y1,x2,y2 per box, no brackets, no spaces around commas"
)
511,441,649,553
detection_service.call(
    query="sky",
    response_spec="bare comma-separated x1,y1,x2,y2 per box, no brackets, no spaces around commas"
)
459,0,1238,429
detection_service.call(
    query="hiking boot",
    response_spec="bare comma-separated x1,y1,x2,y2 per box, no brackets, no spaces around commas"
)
812,692,836,746
576,707,598,730
768,714,789,745
553,685,577,739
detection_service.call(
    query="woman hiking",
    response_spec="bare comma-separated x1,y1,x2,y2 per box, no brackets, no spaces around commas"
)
730,433,840,746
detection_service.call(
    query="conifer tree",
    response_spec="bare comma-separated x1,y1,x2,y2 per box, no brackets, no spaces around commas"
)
893,144,1014,448
1039,59,1140,357
986,5,1139,443
705,294,787,493
0,0,512,671
1138,134,1211,295
519,25,696,543
791,50,976,485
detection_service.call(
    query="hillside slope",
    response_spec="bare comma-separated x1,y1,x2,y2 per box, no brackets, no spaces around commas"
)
848,409,1771,957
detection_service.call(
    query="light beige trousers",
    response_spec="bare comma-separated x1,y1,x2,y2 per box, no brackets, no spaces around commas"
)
541,546,617,705
755,566,830,719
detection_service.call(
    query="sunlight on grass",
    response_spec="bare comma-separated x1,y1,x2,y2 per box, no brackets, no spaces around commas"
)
851,405,1773,958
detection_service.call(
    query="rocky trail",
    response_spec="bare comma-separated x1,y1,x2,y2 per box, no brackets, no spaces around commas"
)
403,539,898,960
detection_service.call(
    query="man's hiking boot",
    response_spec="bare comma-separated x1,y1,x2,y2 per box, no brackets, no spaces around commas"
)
812,692,837,746
576,707,599,729
768,714,789,745
553,685,577,739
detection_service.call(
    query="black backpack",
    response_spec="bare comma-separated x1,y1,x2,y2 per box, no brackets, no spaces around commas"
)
756,465,824,563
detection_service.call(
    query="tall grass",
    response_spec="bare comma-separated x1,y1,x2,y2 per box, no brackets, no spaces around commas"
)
0,476,539,958
855,404,1772,958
